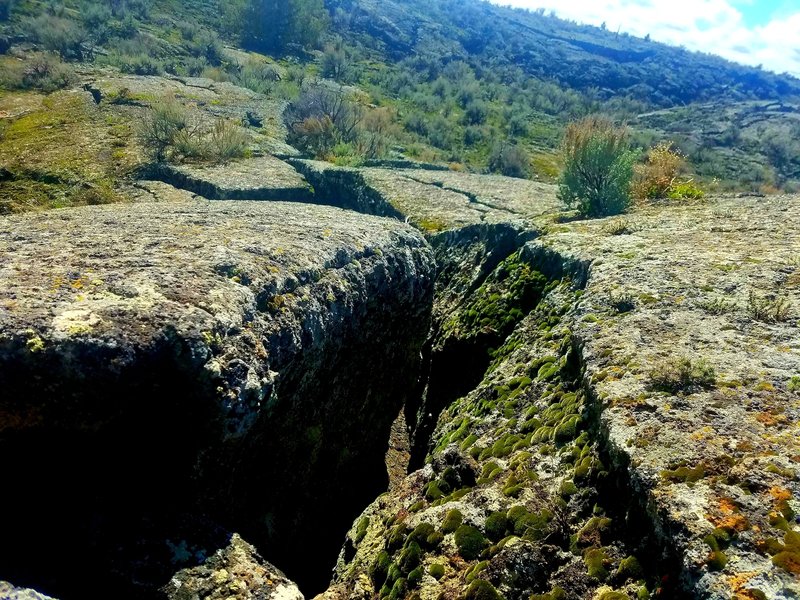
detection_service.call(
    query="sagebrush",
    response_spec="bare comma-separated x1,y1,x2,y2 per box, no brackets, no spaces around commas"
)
558,116,637,217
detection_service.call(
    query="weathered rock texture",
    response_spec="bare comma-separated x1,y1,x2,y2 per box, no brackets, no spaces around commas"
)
84,73,296,156
164,534,303,600
290,160,560,231
148,157,314,201
314,193,800,600
0,201,435,599
0,582,57,600
545,197,800,599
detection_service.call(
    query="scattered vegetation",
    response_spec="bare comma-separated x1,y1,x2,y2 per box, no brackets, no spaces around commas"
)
602,218,634,236
283,81,394,162
632,142,704,201
487,143,530,179
558,117,637,218
0,0,796,188
649,356,716,394
0,53,76,92
699,297,736,316
747,291,793,323
137,97,249,164
237,0,328,55
608,292,636,314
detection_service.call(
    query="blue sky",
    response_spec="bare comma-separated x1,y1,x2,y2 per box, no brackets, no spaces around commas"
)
490,0,800,76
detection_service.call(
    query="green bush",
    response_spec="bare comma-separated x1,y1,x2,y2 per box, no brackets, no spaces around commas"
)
320,40,353,82
27,15,89,61
285,82,362,157
558,116,637,217
668,179,704,200
232,59,281,94
2,53,76,92
240,0,328,54
137,98,190,162
488,142,530,179
206,119,250,163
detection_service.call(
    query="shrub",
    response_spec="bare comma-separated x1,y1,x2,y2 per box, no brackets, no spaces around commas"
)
139,96,250,164
464,126,483,146
357,106,394,159
137,98,189,162
83,3,113,43
748,290,792,323
186,30,223,65
233,59,281,95
284,82,362,157
206,119,250,163
404,112,428,136
488,142,530,179
668,179,704,200
632,142,683,200
463,100,488,125
320,41,353,82
241,0,328,54
19,54,76,92
650,356,716,394
28,15,89,61
632,142,705,201
558,116,637,217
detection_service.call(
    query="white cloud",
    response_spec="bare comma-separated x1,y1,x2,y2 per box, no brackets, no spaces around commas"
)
489,0,800,76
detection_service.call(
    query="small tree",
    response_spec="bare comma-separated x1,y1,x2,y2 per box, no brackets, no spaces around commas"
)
240,0,328,54
558,116,637,217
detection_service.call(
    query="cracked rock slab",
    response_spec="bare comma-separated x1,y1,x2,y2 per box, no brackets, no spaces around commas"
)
149,156,314,201
540,195,800,598
0,200,434,597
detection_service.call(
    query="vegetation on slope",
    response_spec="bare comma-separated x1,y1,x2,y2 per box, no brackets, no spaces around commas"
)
1,0,799,214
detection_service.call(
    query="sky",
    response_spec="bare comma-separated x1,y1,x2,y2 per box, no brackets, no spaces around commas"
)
489,0,800,76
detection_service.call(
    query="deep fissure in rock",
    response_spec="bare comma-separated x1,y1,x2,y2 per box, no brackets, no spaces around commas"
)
1,167,685,599
0,203,434,599
407,224,539,469
383,235,686,599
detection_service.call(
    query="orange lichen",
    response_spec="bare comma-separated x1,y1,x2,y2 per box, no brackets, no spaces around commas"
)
716,514,750,532
727,572,757,595
769,487,792,503
706,497,750,533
